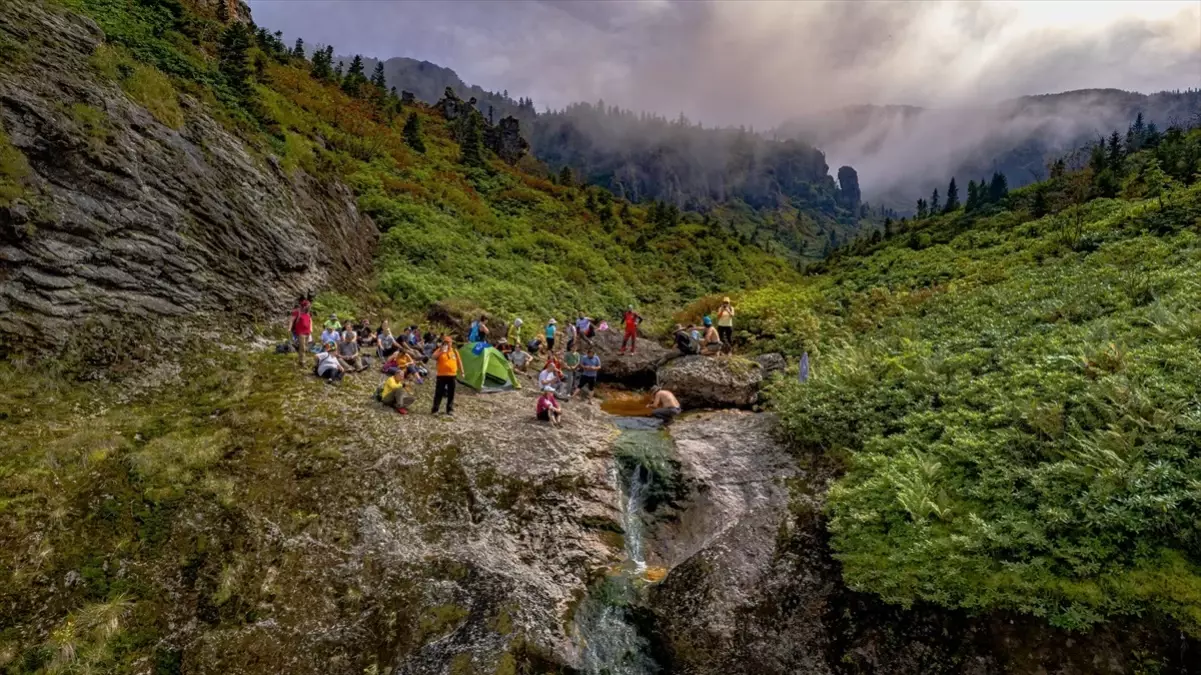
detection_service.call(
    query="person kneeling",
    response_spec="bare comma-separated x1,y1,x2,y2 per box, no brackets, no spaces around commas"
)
379,369,416,414
648,385,682,424
537,386,562,426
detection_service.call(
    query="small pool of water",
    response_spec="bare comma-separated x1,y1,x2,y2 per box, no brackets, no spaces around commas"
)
598,385,653,417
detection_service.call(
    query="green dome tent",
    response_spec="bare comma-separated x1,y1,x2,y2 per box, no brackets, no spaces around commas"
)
457,344,521,392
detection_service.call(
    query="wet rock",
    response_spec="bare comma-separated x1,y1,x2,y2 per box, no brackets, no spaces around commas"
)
656,355,776,409
0,0,377,348
589,329,675,386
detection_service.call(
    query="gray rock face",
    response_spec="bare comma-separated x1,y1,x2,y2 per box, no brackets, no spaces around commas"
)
656,354,779,409
0,1,377,348
588,329,675,385
645,412,1195,674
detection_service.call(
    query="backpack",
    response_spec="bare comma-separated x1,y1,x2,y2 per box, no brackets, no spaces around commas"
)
275,342,293,354
527,338,542,353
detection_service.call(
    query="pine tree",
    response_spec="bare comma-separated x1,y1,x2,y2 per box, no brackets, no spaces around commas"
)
310,46,332,80
218,23,252,98
370,62,386,89
292,38,305,60
943,178,959,212
930,188,940,214
342,55,365,95
916,198,928,219
558,166,574,187
402,112,425,153
965,180,979,212
988,172,1008,204
1107,130,1123,168
883,216,894,237
459,111,486,167
333,61,344,81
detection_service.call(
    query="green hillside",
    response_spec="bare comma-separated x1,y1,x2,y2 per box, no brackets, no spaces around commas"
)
739,128,1201,632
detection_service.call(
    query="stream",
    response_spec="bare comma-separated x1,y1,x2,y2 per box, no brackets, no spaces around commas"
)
574,388,666,674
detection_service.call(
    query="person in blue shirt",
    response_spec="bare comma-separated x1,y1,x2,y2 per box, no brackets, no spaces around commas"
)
578,347,601,397
545,318,558,352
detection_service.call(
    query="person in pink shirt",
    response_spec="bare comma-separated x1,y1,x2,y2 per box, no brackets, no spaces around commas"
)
536,386,562,426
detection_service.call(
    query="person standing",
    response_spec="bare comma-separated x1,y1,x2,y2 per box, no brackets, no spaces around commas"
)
432,336,464,416
577,347,601,398
563,345,582,396
619,305,642,354
716,297,735,354
508,318,524,345
291,300,313,366
545,319,558,352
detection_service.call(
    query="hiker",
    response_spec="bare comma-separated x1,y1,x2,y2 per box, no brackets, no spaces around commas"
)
689,324,701,343
432,336,464,416
508,318,524,345
565,322,579,352
674,324,699,356
536,386,562,426
468,314,490,344
716,297,735,354
648,385,682,423
538,362,562,392
545,319,558,352
497,338,514,358
378,325,399,358
701,316,722,355
379,369,416,414
577,347,601,397
422,332,438,361
620,305,643,354
314,342,345,383
382,347,415,377
358,319,377,349
576,312,595,343
509,343,532,373
320,323,340,347
339,326,366,371
323,313,342,332
408,326,423,348
563,345,582,396
291,300,313,366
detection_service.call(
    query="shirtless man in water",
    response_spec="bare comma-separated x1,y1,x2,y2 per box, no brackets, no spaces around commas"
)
648,385,682,424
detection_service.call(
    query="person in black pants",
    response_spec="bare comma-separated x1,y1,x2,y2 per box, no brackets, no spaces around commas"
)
431,336,463,416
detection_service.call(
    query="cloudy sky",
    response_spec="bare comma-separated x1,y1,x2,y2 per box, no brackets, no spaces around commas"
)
248,0,1199,128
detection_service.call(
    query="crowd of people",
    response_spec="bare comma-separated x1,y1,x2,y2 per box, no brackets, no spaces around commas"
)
285,297,737,425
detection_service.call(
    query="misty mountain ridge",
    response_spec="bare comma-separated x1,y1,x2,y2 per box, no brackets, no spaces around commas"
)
781,88,1201,210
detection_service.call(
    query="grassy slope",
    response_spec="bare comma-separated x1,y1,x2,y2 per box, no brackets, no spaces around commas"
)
745,176,1201,632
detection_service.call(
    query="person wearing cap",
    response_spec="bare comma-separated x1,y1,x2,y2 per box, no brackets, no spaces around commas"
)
323,313,342,332
701,316,722,355
545,319,558,352
432,336,464,416
314,341,345,383
647,385,682,424
290,299,313,366
619,305,643,355
496,337,513,358
716,297,735,354
536,386,562,426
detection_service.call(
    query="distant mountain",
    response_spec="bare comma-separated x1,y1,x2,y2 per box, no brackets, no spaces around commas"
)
780,89,1201,211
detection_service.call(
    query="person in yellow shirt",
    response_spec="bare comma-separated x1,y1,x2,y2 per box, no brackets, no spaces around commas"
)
715,296,735,354
379,370,415,414
432,336,464,416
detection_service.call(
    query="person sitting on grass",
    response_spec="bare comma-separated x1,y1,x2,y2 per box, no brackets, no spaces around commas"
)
323,313,342,332
314,342,345,383
339,326,367,371
378,325,399,358
358,319,377,349
320,324,340,348
379,369,416,414
648,385,682,424
536,386,562,426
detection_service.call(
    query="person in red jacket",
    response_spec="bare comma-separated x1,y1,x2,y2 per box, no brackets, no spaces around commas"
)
290,299,313,367
619,305,643,355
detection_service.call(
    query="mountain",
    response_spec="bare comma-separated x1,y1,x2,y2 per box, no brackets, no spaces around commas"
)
781,89,1201,211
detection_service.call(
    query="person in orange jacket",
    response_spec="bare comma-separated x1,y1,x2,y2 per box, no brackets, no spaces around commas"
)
431,335,464,416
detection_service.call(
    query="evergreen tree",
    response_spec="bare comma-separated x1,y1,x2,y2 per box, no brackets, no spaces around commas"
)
333,61,344,81
558,166,574,187
310,46,332,80
370,62,386,89
1107,130,1124,167
292,38,305,60
459,111,486,167
930,188,940,214
884,216,894,237
342,55,365,94
402,112,425,153
944,178,959,212
966,179,979,213
916,198,928,219
218,23,253,98
988,172,1009,204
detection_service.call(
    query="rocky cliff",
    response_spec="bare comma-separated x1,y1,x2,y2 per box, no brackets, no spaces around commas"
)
0,0,376,352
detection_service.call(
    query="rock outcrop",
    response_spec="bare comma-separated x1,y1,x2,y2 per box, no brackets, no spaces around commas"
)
645,411,1196,674
589,329,675,385
656,354,781,408
0,1,377,349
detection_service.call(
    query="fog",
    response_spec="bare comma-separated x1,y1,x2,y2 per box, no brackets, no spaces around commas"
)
248,0,1201,197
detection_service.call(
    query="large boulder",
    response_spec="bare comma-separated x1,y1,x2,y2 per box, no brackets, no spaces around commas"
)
656,354,783,409
588,329,675,386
